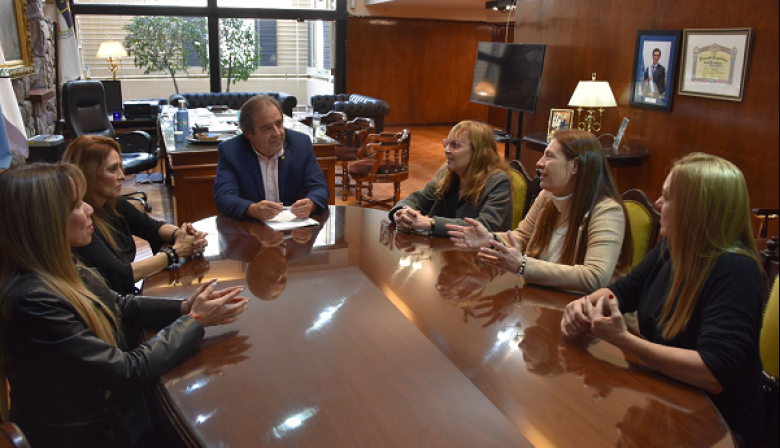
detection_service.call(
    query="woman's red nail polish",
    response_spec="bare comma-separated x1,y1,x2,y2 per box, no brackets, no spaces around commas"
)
610,295,615,299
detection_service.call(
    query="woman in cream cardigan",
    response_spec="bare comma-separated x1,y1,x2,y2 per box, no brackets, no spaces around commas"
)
447,130,632,294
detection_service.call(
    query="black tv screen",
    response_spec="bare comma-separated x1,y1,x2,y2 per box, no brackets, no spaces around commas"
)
470,42,547,113
100,80,123,116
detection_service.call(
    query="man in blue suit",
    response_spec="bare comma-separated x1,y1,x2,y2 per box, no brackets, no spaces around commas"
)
214,95,329,221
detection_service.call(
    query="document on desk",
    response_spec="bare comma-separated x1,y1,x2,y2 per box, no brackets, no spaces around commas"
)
265,210,319,231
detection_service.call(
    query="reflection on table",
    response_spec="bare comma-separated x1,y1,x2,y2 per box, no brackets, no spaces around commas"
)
146,206,735,448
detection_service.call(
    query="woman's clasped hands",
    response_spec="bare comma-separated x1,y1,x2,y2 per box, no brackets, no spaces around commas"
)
394,206,432,232
174,222,209,258
561,294,628,343
181,278,249,327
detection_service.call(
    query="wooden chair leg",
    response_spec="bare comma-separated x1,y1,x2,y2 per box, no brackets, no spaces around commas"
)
342,166,350,201
368,182,373,197
393,182,401,205
356,181,363,207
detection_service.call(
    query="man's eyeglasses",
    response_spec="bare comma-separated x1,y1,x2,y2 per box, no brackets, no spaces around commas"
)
443,139,471,151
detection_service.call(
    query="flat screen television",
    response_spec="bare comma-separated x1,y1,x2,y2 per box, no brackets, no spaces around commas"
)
470,42,547,113
100,80,123,117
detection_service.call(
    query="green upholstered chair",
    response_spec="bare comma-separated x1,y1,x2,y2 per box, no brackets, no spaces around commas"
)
0,423,31,448
508,160,540,229
761,275,779,379
622,189,661,268
760,275,779,448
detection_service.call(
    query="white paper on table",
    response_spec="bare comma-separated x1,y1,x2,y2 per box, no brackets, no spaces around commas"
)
265,210,319,231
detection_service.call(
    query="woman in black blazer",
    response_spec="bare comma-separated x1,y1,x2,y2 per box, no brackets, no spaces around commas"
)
0,164,248,448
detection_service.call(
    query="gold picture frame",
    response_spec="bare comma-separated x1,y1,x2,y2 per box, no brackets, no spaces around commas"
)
0,0,34,79
547,108,574,140
678,28,753,102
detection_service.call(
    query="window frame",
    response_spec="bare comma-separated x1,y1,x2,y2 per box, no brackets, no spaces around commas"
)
71,0,347,93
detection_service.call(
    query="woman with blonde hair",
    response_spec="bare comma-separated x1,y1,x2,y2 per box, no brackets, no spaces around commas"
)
63,135,206,294
0,164,248,448
448,130,632,293
390,120,513,236
561,153,766,447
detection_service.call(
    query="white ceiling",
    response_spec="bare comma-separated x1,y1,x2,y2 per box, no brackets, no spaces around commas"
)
366,0,493,8
362,0,513,22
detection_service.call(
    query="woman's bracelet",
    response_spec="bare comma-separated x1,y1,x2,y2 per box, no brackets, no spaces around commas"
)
171,228,180,244
516,254,528,277
187,312,202,322
162,247,179,267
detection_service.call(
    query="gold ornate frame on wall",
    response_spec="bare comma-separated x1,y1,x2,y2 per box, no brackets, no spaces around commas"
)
0,0,34,78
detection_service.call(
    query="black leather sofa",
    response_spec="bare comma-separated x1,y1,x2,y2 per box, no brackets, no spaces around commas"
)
169,91,298,117
311,94,391,132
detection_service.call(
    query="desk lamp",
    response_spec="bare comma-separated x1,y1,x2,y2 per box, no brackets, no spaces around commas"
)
568,73,617,133
96,41,127,81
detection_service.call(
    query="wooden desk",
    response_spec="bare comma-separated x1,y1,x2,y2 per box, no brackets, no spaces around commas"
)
145,207,736,448
160,113,338,225
523,132,649,166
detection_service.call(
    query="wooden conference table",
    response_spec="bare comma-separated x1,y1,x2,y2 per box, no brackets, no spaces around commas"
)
159,109,339,226
144,206,736,448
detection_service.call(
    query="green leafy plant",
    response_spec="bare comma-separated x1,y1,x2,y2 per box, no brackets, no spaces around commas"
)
194,19,261,92
123,16,205,94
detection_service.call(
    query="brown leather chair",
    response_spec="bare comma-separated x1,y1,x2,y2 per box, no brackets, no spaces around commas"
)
0,423,31,448
622,189,661,268
348,130,411,208
299,110,348,128
326,118,376,200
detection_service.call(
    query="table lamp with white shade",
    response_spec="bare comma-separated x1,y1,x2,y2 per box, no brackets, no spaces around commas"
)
568,73,617,133
96,41,127,81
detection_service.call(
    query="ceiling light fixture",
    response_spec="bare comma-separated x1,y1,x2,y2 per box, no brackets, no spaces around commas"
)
486,0,517,12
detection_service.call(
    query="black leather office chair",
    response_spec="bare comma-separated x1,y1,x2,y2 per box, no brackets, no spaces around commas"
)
62,81,157,211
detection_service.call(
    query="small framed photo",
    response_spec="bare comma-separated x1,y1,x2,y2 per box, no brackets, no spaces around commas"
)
547,108,574,139
630,30,682,112
678,28,753,102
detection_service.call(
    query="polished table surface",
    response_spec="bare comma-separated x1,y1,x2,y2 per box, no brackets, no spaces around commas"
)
145,206,735,448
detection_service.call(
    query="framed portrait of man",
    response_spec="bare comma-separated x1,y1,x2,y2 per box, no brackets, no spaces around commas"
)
630,30,681,112
0,0,34,78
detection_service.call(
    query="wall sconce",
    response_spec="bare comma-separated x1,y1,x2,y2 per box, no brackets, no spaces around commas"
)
486,0,517,12
568,73,617,134
96,41,127,81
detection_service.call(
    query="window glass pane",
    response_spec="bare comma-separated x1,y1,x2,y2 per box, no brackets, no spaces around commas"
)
214,19,333,106
74,0,207,6
77,14,334,104
78,15,210,100
217,0,336,10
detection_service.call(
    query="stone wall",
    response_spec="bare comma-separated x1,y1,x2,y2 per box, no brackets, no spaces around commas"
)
11,0,57,138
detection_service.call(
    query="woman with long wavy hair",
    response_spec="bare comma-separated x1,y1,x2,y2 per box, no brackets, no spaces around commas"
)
390,121,513,236
63,135,206,294
561,153,766,447
448,130,632,293
0,164,248,448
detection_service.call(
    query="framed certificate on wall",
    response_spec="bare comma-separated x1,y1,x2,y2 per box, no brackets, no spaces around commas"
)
678,28,754,102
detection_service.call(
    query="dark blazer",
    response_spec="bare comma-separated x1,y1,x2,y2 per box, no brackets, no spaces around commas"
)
389,171,513,236
644,64,667,96
213,130,329,219
0,270,203,448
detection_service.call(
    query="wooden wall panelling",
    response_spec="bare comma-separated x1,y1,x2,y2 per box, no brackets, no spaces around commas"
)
347,18,494,126
513,0,780,237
